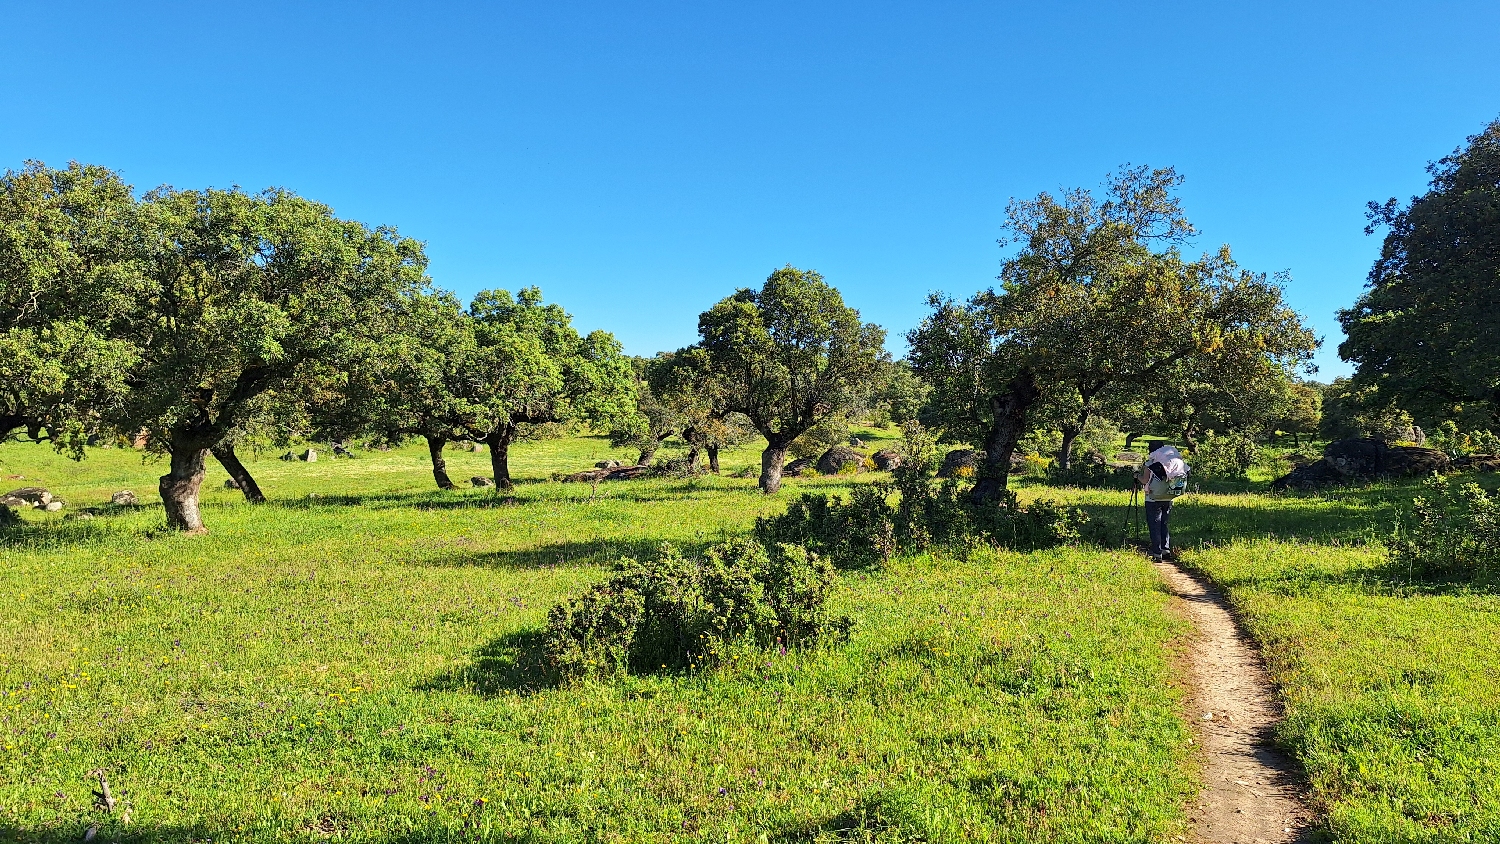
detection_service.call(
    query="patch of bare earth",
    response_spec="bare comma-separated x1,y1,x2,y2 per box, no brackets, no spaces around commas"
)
1154,558,1314,843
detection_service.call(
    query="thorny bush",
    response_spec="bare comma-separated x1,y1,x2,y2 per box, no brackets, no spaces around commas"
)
542,539,851,680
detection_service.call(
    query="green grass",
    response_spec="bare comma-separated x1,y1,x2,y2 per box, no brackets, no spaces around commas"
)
1178,491,1500,844
0,435,1193,842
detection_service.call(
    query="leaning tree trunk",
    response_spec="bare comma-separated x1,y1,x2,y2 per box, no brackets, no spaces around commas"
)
636,445,657,466
486,423,518,490
970,371,1039,504
211,443,266,503
759,441,790,494
707,445,720,474
425,435,457,490
160,440,212,533
1124,431,1140,450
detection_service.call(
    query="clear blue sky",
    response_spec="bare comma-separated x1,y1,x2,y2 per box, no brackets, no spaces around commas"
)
4,2,1498,378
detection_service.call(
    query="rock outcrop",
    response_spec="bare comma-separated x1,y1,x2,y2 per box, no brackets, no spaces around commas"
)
1272,438,1451,491
816,446,865,475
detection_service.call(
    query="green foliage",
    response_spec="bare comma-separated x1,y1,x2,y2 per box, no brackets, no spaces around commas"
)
0,162,139,455
1318,377,1416,443
1392,476,1500,580
1341,116,1500,427
543,539,849,679
1190,431,1259,480
1427,420,1500,457
697,266,888,491
1274,381,1322,443
754,486,898,569
909,166,1316,498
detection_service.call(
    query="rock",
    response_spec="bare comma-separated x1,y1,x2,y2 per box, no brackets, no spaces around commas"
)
937,449,985,479
595,460,623,469
848,436,865,448
0,495,30,509
331,441,353,458
1272,438,1451,490
224,478,241,490
110,490,140,506
471,476,496,488
66,511,95,521
44,500,64,512
1454,454,1500,472
280,452,295,461
816,446,865,475
566,464,652,483
872,449,904,471
2,487,52,507
300,449,317,463
783,457,817,476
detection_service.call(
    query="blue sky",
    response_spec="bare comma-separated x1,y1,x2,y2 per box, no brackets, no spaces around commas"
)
4,2,1497,377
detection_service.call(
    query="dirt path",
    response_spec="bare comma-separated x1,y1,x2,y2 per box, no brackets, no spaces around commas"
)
1153,558,1314,843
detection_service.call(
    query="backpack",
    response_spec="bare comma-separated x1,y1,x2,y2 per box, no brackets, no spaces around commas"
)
1146,448,1190,500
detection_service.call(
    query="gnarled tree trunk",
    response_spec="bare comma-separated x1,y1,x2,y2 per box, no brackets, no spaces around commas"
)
211,443,266,503
486,423,518,490
1057,423,1081,470
160,440,211,533
426,435,457,490
970,371,1039,504
759,441,790,494
636,445,657,466
707,445,720,474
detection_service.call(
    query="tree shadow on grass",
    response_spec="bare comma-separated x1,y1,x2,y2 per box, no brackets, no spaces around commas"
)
418,628,561,697
408,537,672,570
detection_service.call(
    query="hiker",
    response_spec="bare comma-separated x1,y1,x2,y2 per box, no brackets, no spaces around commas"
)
1135,440,1190,563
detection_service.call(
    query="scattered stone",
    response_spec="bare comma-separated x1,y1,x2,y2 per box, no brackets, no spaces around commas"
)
44,501,64,512
937,449,985,478
872,449,904,471
224,478,240,490
816,446,866,475
2,487,52,507
783,457,817,476
848,436,865,448
300,449,317,463
595,460,623,469
0,495,29,509
280,452,295,461
110,490,139,506
471,476,496,488
331,441,353,458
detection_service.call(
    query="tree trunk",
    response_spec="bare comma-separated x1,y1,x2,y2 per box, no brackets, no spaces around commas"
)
707,445,720,474
687,445,701,470
759,444,789,494
970,371,1039,504
487,424,517,490
1124,431,1140,450
1057,424,1080,470
1182,424,1199,452
426,436,457,490
160,442,211,533
211,443,266,503
636,445,657,466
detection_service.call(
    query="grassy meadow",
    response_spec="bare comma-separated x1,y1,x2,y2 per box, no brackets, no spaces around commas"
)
1,434,1498,842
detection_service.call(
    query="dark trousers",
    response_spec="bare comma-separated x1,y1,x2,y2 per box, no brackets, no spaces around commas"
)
1145,499,1172,558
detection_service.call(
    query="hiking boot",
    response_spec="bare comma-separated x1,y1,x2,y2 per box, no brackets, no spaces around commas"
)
1149,554,1163,563
1164,549,1179,562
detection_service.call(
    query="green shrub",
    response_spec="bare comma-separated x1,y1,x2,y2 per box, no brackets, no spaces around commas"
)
755,485,897,570
1391,476,1500,580
1190,432,1258,480
542,539,850,680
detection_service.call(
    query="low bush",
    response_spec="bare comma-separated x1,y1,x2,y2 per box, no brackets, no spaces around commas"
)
1391,476,1500,580
542,539,851,680
756,424,1096,568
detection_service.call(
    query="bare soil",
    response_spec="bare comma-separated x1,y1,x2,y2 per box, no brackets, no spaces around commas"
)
1153,558,1314,843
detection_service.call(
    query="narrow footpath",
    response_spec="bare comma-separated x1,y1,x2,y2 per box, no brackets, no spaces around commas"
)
1153,558,1314,843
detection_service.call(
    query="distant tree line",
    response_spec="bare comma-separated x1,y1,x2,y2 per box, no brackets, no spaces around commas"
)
39,141,1472,526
